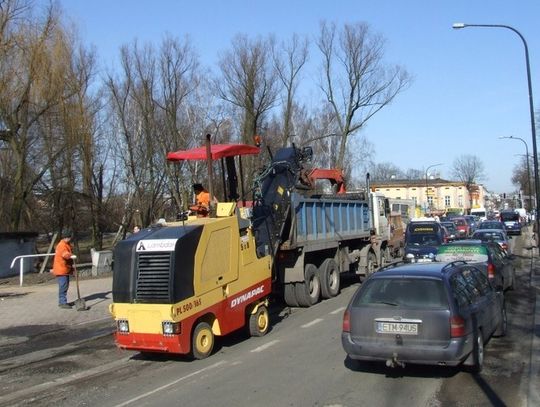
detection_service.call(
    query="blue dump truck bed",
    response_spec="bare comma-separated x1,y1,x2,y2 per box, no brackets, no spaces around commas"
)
285,193,373,249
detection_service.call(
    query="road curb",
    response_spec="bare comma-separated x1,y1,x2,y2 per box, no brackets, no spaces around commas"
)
529,260,540,407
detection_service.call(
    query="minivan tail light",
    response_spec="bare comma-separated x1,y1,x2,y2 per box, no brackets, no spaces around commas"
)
450,316,465,337
487,263,495,280
342,310,351,333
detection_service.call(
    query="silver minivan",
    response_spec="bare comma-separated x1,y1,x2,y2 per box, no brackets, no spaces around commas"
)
342,261,506,372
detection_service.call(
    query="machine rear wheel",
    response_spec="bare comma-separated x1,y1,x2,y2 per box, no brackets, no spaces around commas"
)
284,283,299,307
319,258,340,299
191,322,214,360
249,305,269,337
295,264,320,307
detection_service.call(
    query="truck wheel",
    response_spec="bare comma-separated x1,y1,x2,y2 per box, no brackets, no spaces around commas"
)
365,251,377,277
284,283,299,307
295,264,320,307
249,305,269,337
191,322,214,360
319,259,340,299
379,248,390,268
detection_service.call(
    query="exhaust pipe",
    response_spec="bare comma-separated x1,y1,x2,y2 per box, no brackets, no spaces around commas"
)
385,353,405,368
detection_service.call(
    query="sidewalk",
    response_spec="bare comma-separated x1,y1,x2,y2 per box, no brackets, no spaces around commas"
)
0,273,113,348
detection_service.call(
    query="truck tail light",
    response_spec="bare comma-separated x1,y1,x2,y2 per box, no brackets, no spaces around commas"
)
487,263,495,280
342,310,351,333
450,316,465,337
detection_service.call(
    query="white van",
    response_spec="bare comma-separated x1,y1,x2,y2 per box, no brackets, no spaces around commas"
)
470,207,487,221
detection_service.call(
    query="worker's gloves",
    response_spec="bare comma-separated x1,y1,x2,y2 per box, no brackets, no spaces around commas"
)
70,255,77,260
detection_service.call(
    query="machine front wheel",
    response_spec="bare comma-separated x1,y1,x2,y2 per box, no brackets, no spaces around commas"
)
191,322,214,360
249,305,270,337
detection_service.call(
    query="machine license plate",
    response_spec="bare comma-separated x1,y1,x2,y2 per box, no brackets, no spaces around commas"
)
376,321,419,335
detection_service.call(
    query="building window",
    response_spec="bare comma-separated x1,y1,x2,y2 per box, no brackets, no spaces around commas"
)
412,197,417,206
445,195,451,207
427,196,434,207
458,195,463,207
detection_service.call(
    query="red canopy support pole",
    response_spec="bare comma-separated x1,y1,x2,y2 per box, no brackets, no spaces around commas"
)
205,134,216,217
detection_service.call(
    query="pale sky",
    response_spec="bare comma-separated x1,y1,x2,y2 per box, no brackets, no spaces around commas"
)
56,0,540,193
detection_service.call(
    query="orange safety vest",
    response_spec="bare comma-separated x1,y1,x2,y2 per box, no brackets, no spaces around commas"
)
52,239,73,276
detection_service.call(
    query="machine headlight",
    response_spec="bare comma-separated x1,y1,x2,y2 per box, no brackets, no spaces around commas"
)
162,321,181,335
405,253,414,259
117,319,129,333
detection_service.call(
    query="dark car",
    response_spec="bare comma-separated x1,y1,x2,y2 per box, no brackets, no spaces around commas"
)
499,210,522,236
404,221,446,262
440,221,458,241
342,261,506,372
478,220,506,232
471,229,512,255
464,215,478,233
436,240,515,291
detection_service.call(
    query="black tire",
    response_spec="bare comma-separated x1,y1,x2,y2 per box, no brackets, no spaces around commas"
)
494,304,507,337
284,283,299,307
470,329,484,373
248,305,269,337
318,259,340,299
191,322,214,360
295,264,321,307
508,268,516,291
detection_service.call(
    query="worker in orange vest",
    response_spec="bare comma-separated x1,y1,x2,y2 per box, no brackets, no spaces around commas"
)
52,229,76,309
189,183,211,217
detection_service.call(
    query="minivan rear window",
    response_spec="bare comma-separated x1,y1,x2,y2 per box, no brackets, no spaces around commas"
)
354,278,448,308
436,245,488,263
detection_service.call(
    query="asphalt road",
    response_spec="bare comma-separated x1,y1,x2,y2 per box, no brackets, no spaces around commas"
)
1,232,537,407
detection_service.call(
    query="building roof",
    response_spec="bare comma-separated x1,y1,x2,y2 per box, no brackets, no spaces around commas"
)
370,178,465,188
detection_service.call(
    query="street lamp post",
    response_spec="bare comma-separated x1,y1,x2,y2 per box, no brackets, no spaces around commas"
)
425,163,443,213
453,22,540,243
499,136,532,211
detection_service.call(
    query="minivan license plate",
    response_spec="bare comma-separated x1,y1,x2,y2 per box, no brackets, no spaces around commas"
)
376,322,418,335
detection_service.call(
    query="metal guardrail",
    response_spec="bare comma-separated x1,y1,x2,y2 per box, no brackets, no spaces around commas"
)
10,254,55,287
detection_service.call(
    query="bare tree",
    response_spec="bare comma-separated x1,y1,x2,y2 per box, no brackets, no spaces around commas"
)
317,21,411,170
271,33,309,147
0,1,87,231
451,154,487,209
369,162,404,181
216,34,280,145
511,155,533,209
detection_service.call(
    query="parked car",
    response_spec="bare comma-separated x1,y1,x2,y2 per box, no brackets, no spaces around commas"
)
471,229,512,255
403,221,446,262
436,240,515,291
440,221,458,241
342,261,506,372
478,220,506,232
452,217,470,239
499,210,522,236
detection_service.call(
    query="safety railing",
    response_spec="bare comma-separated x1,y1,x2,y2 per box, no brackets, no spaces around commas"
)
10,254,55,287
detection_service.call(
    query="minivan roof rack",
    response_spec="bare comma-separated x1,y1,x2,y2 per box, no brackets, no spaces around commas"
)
442,261,467,272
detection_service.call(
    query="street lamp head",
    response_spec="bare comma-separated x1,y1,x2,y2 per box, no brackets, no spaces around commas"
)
452,23,466,29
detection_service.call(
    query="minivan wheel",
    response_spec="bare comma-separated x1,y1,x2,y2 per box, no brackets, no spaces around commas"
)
494,305,507,337
470,329,484,373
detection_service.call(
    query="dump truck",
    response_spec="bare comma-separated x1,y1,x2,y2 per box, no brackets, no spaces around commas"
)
251,145,405,307
109,140,404,358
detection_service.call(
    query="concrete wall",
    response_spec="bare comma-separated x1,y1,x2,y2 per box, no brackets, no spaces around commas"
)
0,233,38,278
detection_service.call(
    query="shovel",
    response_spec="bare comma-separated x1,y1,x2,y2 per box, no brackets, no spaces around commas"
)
72,260,88,311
